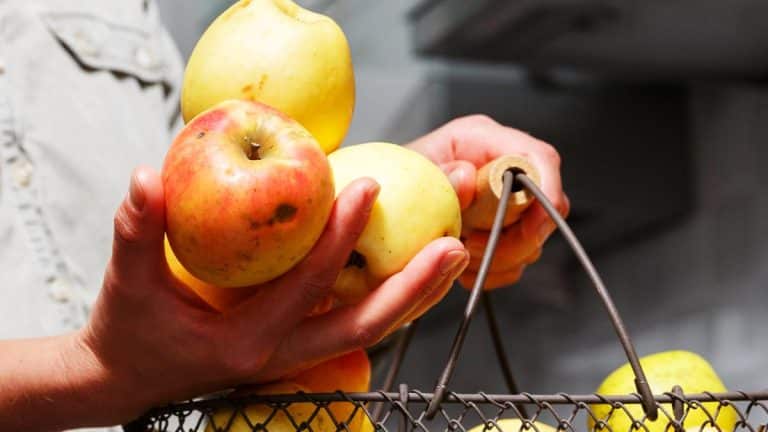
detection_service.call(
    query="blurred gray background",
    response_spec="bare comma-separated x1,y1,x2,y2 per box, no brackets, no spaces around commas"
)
157,0,768,403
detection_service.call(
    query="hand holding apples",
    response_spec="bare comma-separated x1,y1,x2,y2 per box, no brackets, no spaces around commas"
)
406,115,569,289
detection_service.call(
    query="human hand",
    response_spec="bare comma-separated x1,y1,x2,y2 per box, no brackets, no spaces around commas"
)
71,166,467,426
407,115,569,290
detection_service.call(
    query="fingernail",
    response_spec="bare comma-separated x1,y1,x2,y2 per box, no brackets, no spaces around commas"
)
129,173,146,211
447,168,463,192
440,250,469,276
538,221,556,243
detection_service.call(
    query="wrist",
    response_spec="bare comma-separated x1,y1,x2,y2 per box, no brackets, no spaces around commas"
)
59,329,148,427
0,331,145,431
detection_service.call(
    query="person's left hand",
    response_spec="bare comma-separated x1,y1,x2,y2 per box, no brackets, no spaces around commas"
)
407,115,569,290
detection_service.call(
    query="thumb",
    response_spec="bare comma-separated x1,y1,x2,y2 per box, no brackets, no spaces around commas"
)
111,166,166,279
439,160,477,211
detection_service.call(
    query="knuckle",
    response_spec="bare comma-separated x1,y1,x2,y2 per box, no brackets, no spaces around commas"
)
350,325,383,348
221,353,268,381
298,277,332,307
462,114,498,128
539,143,561,166
214,336,271,380
113,203,142,245
523,248,543,264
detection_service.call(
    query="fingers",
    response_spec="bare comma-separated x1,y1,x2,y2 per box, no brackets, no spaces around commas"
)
110,166,167,284
229,178,380,341
459,266,525,291
439,160,477,210
519,146,570,247
253,237,468,381
464,224,538,273
459,248,542,290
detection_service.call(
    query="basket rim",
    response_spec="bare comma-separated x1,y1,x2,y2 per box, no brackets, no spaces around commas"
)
143,389,768,416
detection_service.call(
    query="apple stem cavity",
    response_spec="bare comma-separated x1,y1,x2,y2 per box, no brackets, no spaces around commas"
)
272,0,324,23
248,141,262,160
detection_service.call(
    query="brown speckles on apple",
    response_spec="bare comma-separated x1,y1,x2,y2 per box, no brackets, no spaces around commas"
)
248,218,262,230
237,251,254,262
256,75,268,92
197,131,206,139
241,76,267,100
273,203,297,223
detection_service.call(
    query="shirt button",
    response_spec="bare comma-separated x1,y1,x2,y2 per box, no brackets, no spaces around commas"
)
12,159,33,188
72,30,101,57
48,277,73,303
135,46,157,69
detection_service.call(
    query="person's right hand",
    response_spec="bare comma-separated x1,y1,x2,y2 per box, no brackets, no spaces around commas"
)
71,165,468,427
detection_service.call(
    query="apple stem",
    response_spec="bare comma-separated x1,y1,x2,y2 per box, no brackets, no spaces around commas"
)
248,141,262,160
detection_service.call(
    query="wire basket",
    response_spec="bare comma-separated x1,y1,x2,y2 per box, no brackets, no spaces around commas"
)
124,171,768,432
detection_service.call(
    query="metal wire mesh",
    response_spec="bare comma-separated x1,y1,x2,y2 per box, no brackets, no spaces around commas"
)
128,391,768,432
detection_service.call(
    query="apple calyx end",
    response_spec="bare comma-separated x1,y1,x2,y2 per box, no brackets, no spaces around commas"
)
345,250,367,269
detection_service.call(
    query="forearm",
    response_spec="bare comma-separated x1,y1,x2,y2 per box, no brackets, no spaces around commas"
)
0,332,115,431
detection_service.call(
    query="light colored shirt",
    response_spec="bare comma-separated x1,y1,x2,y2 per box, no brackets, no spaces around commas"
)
1,0,183,428
0,0,183,338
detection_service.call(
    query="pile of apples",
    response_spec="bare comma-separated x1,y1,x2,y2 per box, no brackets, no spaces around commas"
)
161,0,460,430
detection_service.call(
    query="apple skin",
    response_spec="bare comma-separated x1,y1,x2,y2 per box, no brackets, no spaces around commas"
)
210,350,372,432
469,419,558,432
291,349,372,432
182,0,355,154
206,381,336,432
327,142,462,304
589,350,738,432
162,99,334,288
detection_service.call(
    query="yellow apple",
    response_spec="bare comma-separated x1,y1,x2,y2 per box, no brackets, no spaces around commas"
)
589,350,738,432
327,142,462,303
469,419,558,432
205,381,336,432
182,0,355,154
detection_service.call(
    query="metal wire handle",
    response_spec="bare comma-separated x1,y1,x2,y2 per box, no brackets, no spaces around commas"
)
424,170,658,420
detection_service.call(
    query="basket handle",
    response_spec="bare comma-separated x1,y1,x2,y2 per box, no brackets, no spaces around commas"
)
424,166,658,421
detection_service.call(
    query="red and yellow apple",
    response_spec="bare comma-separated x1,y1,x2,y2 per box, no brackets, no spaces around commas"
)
327,142,462,303
182,0,355,154
209,350,373,432
292,349,372,431
162,99,334,288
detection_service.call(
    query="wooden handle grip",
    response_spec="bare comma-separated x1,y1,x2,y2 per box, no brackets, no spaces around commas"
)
461,155,541,230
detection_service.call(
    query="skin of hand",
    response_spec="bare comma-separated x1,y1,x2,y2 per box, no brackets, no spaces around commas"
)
0,166,468,431
406,115,570,290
